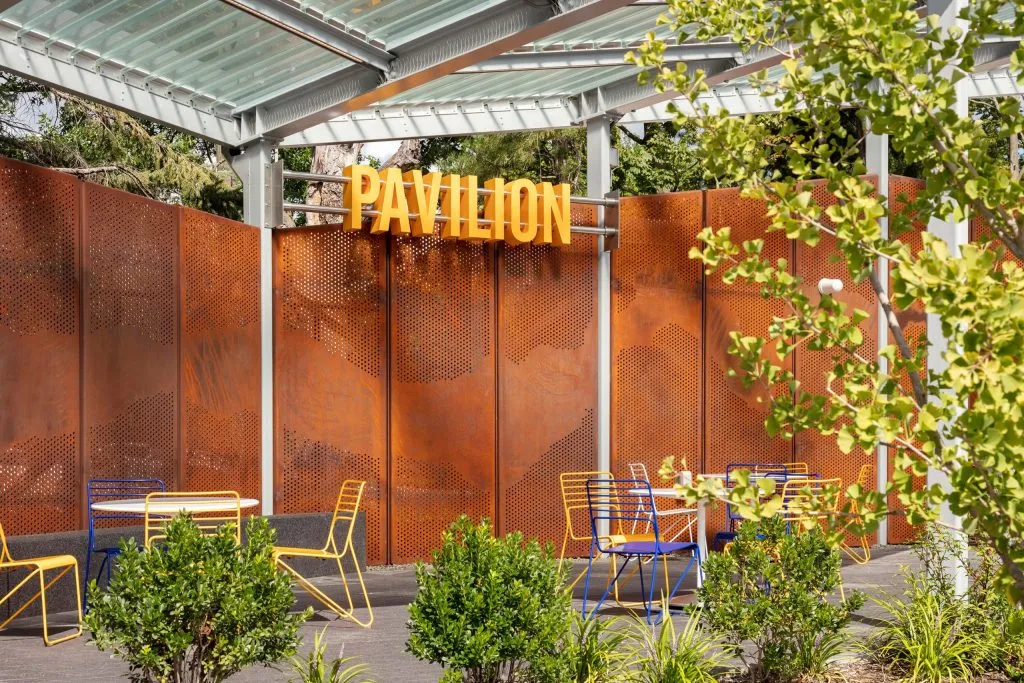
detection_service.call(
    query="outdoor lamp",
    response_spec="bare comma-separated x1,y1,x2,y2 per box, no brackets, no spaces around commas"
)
817,278,844,296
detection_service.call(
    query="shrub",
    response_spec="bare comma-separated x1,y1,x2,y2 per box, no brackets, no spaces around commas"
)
406,516,571,683
85,513,309,683
698,517,863,682
289,627,370,683
531,610,630,683
627,606,726,683
869,525,1023,682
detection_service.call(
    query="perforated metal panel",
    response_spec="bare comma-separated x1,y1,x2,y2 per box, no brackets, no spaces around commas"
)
180,209,260,503
390,233,495,564
970,214,1024,267
611,193,703,491
82,184,179,490
887,176,928,544
498,212,597,553
275,225,387,564
703,189,794,537
793,179,879,487
0,158,81,535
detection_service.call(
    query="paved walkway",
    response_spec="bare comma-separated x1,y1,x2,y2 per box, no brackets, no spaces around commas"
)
0,547,917,682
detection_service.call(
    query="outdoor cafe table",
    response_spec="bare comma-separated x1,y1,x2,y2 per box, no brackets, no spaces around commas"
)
90,496,260,515
630,473,814,587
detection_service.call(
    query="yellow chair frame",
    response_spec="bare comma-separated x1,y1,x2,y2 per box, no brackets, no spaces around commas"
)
0,520,82,646
840,464,874,564
559,471,615,589
780,477,843,526
273,480,373,628
788,462,810,475
144,491,242,548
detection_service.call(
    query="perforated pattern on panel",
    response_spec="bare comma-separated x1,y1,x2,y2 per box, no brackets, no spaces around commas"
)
611,194,703,488
83,184,179,489
970,214,1024,267
498,230,597,550
0,159,80,534
703,189,793,537
181,209,261,501
887,176,928,544
794,180,879,495
275,226,387,564
390,234,495,564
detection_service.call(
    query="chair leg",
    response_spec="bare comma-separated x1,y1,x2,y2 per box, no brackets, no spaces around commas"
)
83,541,94,612
586,555,631,620
276,555,373,629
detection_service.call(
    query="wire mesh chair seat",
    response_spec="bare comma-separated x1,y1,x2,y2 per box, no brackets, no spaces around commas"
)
84,478,165,610
626,463,697,543
582,479,701,625
0,519,82,645
273,480,373,628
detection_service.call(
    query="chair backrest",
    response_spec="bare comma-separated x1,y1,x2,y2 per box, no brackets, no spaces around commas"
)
88,479,165,527
781,477,844,522
855,463,873,488
788,462,810,474
325,480,366,553
627,463,649,481
585,479,662,554
0,519,10,564
560,471,613,542
144,491,241,548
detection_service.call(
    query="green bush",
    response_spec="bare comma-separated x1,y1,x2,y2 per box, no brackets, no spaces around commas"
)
534,610,630,683
869,525,1024,682
85,513,309,683
406,516,571,683
698,517,863,682
626,606,726,683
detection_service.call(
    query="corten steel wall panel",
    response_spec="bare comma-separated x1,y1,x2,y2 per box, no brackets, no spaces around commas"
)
180,209,260,502
793,179,880,544
970,214,1024,266
390,234,495,564
274,226,387,565
887,176,928,544
82,184,179,493
704,189,794,537
611,194,703,485
498,208,598,555
0,159,81,535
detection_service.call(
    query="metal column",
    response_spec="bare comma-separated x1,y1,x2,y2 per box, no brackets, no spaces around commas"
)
588,117,613,482
866,130,889,547
231,139,277,517
926,0,969,595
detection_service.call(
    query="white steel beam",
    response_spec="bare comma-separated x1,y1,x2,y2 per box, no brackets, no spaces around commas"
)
280,98,579,146
587,115,613,530
230,140,277,517
866,130,890,548
927,0,969,597
460,42,743,73
258,0,636,139
216,0,393,71
0,28,241,146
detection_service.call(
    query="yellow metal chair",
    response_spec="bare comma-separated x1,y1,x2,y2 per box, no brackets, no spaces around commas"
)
273,480,372,628
560,471,615,590
144,491,242,548
788,462,810,475
0,519,82,645
780,477,843,527
840,464,874,564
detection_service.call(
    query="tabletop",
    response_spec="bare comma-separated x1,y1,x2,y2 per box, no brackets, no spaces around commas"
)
90,497,260,514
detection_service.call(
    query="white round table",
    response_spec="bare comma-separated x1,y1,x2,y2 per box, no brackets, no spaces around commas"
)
90,497,260,515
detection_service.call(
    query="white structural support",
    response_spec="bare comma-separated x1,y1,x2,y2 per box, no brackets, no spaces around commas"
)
231,139,277,517
459,42,744,73
588,116,613,495
866,130,890,547
927,0,969,596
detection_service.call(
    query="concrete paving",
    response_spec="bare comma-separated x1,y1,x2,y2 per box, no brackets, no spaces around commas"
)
0,547,919,683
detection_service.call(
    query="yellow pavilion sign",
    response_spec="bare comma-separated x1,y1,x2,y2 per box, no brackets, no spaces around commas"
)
341,165,572,246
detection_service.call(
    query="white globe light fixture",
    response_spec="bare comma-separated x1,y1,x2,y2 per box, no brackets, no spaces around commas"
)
817,278,844,296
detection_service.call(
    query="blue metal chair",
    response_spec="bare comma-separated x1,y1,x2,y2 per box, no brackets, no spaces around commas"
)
713,463,791,550
581,479,700,624
84,479,164,609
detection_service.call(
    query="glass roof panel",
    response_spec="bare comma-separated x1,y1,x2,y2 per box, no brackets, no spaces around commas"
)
0,0,352,107
382,65,639,105
527,5,677,49
309,0,508,48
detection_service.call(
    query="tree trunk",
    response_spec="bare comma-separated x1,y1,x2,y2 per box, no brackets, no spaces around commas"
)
380,139,422,171
306,143,363,225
